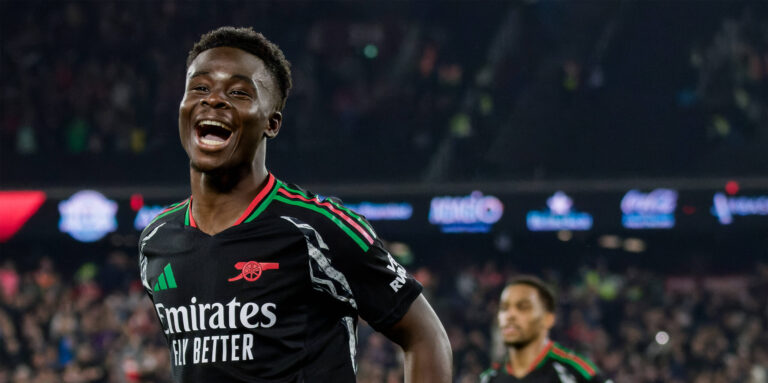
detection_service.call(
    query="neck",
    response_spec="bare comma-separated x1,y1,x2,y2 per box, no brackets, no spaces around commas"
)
189,161,269,235
506,337,551,378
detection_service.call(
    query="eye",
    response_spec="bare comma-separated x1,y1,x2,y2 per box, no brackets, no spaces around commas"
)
230,89,252,98
190,85,208,92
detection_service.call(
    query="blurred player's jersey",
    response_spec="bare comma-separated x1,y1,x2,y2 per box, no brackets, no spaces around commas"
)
480,342,611,383
138,173,422,382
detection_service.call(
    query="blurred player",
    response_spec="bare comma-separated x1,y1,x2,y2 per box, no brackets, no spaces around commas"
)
481,276,611,383
138,26,451,382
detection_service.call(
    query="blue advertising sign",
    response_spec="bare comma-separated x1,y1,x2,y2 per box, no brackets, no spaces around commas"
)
58,190,118,242
429,191,504,233
621,189,677,229
527,191,593,231
712,192,768,225
345,202,413,221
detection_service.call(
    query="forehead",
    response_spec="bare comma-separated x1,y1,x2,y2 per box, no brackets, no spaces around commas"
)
500,284,542,305
187,46,270,82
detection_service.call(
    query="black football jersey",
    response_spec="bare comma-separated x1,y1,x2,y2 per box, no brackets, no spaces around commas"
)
480,342,611,383
138,173,423,382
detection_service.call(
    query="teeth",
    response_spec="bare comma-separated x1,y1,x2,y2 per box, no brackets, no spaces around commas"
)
199,120,231,131
200,138,226,146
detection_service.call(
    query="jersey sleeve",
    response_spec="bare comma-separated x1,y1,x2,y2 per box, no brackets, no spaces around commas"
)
138,221,160,298
283,199,423,332
136,199,188,298
338,237,423,331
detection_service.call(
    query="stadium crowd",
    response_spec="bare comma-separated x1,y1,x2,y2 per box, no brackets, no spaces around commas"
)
1,1,500,185
1,248,766,382
3,1,768,185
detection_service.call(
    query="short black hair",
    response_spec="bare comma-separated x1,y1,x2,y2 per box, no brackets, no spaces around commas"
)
505,275,557,313
187,26,292,111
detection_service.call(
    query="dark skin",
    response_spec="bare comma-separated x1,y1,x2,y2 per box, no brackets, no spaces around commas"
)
179,46,452,381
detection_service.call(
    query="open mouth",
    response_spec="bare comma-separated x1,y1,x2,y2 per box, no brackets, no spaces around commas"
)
195,120,233,147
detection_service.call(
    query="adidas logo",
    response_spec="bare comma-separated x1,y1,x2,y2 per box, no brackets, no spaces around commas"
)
154,263,178,291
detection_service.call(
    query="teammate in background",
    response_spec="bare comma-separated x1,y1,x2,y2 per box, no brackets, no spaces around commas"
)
138,27,451,382
481,276,611,383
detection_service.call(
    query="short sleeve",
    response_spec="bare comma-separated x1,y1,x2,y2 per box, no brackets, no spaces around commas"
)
334,238,423,331
281,213,423,332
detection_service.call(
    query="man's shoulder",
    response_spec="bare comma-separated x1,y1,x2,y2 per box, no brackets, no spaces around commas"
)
547,342,604,382
271,181,378,252
139,198,189,240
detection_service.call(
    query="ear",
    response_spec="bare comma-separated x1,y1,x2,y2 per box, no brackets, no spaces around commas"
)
544,312,556,330
264,111,282,139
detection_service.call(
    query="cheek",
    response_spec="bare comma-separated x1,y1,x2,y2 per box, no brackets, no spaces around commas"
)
245,105,263,123
179,96,195,116
530,315,546,330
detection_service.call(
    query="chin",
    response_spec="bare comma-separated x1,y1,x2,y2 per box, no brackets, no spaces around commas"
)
504,337,534,350
190,159,223,173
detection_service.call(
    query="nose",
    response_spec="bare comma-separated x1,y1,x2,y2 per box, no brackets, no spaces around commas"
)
500,309,517,322
200,90,230,109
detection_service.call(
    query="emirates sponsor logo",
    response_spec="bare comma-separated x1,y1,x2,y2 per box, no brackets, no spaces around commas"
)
155,297,278,366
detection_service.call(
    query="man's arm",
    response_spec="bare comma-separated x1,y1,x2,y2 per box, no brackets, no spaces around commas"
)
382,294,452,383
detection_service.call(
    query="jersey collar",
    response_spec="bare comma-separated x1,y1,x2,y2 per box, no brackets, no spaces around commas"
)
185,173,278,228
505,340,553,376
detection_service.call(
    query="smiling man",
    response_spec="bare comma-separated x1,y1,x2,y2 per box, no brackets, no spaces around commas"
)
138,27,451,382
481,276,611,383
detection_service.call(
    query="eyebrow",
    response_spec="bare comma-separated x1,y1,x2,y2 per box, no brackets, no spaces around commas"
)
189,71,258,90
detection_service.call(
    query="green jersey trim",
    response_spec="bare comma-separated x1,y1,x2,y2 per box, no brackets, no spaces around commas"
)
274,193,370,252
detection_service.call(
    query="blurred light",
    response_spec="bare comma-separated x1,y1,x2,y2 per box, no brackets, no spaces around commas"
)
713,115,730,137
557,230,572,241
655,331,670,345
623,238,646,253
388,241,414,265
130,193,144,211
682,205,696,215
734,88,750,110
479,94,494,115
598,235,622,249
450,113,472,137
587,67,604,88
725,181,739,195
419,45,437,76
438,64,463,85
363,44,378,59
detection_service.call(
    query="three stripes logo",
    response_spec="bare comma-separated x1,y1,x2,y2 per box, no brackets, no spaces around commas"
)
154,263,178,292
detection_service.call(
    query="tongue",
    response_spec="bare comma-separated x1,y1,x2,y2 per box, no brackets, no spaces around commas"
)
202,133,226,143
